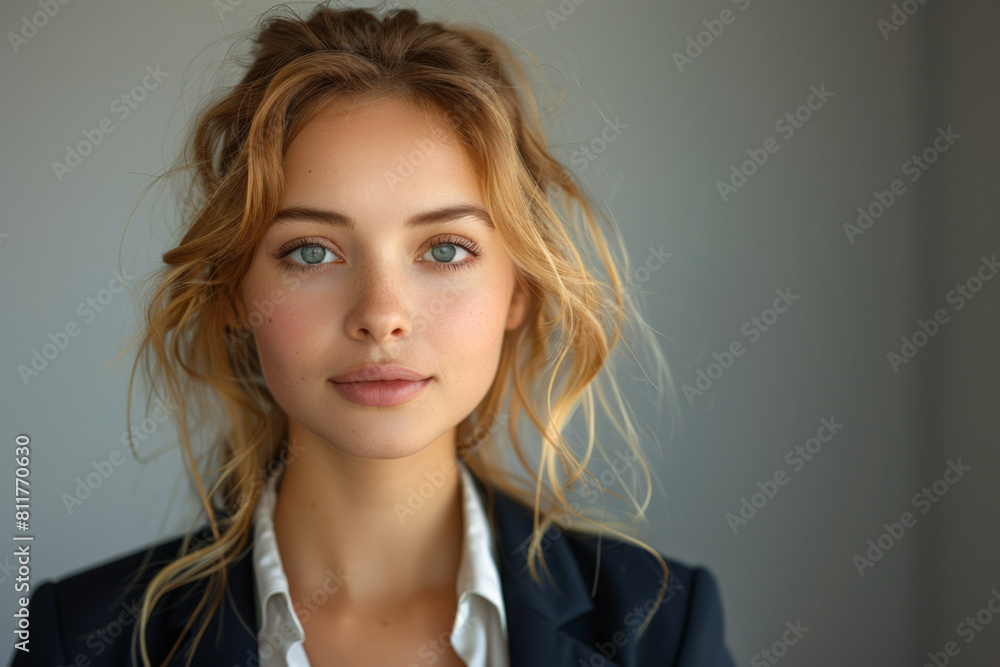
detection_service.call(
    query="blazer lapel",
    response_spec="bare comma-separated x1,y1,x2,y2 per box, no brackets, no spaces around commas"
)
476,477,624,667
160,533,260,667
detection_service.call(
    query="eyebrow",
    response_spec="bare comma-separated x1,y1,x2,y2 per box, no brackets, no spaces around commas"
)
270,203,494,230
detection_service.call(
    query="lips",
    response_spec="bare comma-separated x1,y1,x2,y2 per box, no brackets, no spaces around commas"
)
330,364,429,383
329,364,431,407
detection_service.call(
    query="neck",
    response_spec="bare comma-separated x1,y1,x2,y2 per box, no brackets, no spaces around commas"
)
271,424,464,609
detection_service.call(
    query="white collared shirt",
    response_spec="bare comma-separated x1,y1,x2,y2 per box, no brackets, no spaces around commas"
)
251,458,509,666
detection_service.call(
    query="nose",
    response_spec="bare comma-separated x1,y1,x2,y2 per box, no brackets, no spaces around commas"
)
343,259,413,346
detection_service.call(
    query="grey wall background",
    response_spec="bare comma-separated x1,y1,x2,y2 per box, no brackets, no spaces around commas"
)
2,0,997,665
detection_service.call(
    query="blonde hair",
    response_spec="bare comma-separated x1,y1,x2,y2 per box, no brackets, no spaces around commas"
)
122,3,678,665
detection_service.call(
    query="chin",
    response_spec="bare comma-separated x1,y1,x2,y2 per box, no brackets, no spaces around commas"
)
309,424,439,461
330,443,434,461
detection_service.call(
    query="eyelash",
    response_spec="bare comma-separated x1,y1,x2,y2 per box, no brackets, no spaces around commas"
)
271,235,483,273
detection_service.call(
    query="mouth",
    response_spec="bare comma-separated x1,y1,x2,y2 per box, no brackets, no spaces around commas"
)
328,377,431,407
330,364,429,383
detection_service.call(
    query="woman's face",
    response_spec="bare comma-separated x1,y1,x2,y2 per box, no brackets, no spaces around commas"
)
239,96,527,459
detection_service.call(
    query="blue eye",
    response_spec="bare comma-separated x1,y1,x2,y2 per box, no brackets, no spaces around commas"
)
280,242,337,269
420,236,483,272
289,244,335,265
424,242,469,264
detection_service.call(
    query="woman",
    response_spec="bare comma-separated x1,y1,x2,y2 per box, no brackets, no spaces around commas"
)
13,3,736,666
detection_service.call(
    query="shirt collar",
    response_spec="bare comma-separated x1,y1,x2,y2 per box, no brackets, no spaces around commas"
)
251,457,507,646
455,458,508,634
251,464,305,647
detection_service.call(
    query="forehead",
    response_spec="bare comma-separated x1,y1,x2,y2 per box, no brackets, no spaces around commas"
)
276,96,486,226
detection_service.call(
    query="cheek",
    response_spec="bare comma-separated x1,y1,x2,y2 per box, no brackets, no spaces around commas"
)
430,287,510,363
250,299,329,382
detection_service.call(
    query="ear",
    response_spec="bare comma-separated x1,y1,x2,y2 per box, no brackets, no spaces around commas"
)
505,273,529,331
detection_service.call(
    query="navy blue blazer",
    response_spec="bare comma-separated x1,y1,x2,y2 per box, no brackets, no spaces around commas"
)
10,475,736,666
